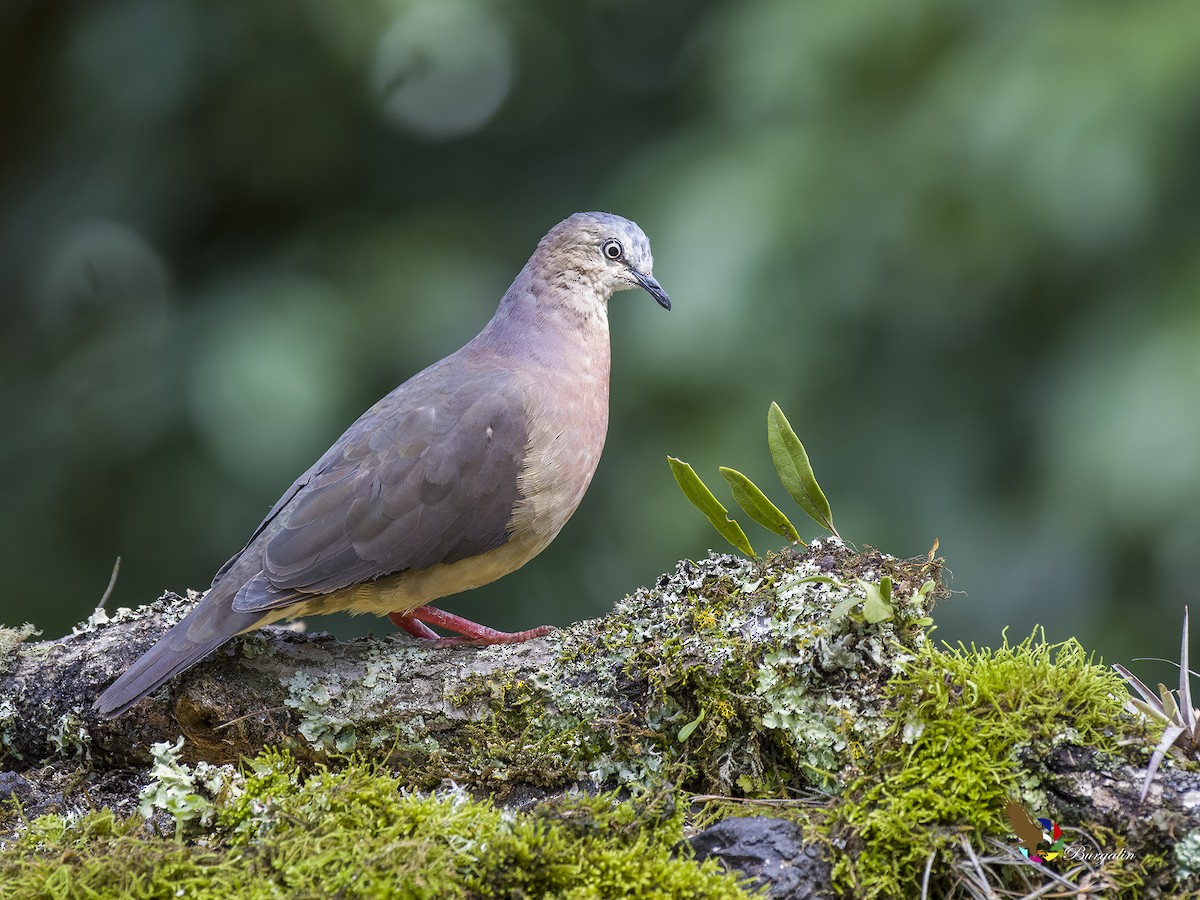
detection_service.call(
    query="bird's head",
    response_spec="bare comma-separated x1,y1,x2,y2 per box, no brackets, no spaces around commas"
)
535,211,672,311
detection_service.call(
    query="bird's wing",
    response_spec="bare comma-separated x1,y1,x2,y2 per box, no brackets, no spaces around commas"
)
227,362,529,613
94,360,528,718
208,460,317,587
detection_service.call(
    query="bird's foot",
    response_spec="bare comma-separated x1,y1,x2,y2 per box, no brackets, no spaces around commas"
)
388,605,555,646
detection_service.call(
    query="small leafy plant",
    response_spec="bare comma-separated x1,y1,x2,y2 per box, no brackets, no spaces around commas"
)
668,401,838,559
1114,607,1200,802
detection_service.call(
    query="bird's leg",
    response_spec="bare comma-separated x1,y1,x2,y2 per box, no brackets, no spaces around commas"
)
389,605,555,646
387,611,442,640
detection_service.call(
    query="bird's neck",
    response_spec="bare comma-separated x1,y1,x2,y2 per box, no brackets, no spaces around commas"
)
479,265,612,372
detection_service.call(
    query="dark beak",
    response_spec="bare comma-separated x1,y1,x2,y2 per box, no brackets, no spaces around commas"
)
633,270,672,311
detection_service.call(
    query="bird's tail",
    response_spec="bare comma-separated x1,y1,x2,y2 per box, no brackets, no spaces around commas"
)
93,590,268,719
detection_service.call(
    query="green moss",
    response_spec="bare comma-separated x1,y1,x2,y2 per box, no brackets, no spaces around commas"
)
834,629,1138,898
0,751,750,899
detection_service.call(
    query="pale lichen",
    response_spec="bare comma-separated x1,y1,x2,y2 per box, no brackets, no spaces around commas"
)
262,540,932,800
138,736,243,839
1175,830,1200,882
0,696,19,763
0,624,38,679
49,710,91,762
284,669,359,752
430,538,941,798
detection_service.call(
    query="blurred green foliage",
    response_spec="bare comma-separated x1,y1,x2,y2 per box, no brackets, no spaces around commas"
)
3,0,1200,674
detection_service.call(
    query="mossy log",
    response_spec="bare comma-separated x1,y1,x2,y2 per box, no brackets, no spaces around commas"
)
4,541,1200,896
3,542,913,778
3,593,574,772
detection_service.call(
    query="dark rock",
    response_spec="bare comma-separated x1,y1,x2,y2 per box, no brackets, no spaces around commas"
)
0,771,31,804
687,816,832,899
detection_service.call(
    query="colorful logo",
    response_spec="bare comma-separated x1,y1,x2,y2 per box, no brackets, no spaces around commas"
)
1004,800,1067,863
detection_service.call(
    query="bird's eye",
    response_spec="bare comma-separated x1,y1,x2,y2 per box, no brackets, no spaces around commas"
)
602,239,623,260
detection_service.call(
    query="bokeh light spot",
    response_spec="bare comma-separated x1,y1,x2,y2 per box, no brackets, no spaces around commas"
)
372,0,513,140
187,277,358,485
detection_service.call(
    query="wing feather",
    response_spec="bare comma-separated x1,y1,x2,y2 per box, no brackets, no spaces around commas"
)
226,362,528,613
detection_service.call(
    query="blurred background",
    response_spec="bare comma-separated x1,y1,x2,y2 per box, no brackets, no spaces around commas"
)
3,0,1199,680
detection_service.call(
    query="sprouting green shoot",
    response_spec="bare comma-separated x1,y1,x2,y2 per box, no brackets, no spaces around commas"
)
767,402,838,538
719,467,801,544
667,457,755,557
667,402,839,557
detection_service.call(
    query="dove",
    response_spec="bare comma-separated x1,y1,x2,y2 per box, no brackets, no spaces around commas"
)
94,211,670,717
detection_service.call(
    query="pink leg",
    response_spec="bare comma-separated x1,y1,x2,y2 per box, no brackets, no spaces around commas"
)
388,611,441,640
390,605,555,647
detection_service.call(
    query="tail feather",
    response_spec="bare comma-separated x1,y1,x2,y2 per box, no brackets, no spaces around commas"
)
93,591,268,719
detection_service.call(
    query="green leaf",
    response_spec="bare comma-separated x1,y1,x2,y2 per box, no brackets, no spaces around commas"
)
832,580,895,623
719,466,802,543
767,402,838,537
678,708,705,742
668,457,756,557
830,594,862,621
861,580,894,624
